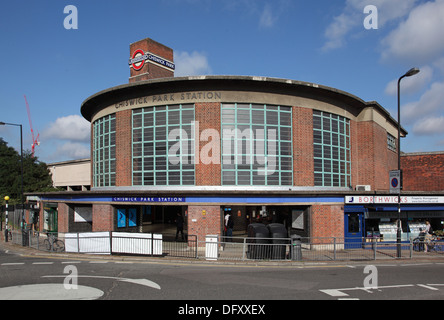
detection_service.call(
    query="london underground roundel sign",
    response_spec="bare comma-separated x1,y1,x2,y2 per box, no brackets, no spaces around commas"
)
130,49,147,71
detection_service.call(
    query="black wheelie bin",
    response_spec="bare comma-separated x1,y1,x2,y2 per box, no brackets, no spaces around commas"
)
246,223,270,259
267,223,288,260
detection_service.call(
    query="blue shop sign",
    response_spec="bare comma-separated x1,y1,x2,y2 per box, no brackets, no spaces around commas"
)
112,197,185,203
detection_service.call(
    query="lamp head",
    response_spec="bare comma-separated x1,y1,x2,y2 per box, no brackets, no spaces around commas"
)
405,68,420,77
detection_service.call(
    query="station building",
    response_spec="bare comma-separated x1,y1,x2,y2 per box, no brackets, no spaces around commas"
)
29,38,444,244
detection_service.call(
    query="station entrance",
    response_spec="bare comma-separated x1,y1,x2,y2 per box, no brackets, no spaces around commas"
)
141,205,187,236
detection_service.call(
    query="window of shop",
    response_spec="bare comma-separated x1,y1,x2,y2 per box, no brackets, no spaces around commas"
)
93,114,116,187
132,104,195,186
313,110,351,187
221,103,293,186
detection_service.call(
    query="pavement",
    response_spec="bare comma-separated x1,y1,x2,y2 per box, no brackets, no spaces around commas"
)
2,239,444,267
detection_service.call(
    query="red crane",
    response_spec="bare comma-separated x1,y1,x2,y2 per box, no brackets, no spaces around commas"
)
24,95,40,157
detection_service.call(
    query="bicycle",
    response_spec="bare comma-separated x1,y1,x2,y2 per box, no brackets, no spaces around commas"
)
428,236,443,252
4,227,12,242
44,233,65,252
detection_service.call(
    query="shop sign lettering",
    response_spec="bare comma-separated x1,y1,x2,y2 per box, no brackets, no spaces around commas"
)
112,197,185,203
346,196,444,204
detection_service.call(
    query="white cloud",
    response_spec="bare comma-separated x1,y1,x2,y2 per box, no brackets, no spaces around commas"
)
174,51,212,77
413,116,444,136
433,56,444,75
323,0,417,51
381,0,444,64
402,81,444,125
384,65,433,96
49,142,90,161
323,12,358,50
42,115,90,142
259,4,277,28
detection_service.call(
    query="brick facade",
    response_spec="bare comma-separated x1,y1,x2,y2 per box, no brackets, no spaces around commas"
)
115,109,132,187
310,205,344,240
129,38,174,83
292,106,314,186
92,204,114,232
352,120,398,191
187,205,221,242
402,152,444,191
57,202,69,233
195,102,221,186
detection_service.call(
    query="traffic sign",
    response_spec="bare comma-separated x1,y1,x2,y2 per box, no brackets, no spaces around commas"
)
390,170,401,194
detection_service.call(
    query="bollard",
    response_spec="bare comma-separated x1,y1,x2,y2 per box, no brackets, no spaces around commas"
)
291,235,302,261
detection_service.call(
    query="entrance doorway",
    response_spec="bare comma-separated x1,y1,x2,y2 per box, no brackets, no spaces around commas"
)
344,213,364,249
142,205,186,236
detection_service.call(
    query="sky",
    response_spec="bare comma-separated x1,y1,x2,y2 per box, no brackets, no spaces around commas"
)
1,0,444,164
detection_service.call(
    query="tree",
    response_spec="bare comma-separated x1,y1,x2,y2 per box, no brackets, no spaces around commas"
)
0,138,56,205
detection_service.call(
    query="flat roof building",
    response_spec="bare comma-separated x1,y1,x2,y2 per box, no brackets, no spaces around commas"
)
29,38,444,247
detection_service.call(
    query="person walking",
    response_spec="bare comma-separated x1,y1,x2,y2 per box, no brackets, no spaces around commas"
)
226,214,234,242
175,212,185,241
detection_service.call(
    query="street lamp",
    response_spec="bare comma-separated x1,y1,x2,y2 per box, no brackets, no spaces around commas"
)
0,122,25,231
396,67,420,258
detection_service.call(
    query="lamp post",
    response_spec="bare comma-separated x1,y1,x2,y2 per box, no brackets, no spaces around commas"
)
0,122,25,231
4,196,9,242
396,68,420,258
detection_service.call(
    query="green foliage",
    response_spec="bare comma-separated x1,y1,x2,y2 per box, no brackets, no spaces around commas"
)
0,137,57,204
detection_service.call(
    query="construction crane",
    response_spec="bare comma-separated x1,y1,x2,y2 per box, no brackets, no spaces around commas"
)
24,95,40,157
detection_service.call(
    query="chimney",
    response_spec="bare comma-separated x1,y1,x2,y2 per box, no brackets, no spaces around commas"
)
128,38,175,83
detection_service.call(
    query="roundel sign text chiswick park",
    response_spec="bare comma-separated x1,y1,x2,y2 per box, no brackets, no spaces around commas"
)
129,49,175,71
129,49,149,71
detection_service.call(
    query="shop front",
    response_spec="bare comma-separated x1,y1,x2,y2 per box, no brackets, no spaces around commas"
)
345,195,444,243
35,192,343,242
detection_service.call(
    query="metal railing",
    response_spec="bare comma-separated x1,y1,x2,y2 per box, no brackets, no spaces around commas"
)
198,236,444,262
10,230,199,259
5,230,444,262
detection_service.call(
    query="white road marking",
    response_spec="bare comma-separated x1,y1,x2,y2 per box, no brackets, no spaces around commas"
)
43,275,161,290
320,284,415,298
417,284,439,291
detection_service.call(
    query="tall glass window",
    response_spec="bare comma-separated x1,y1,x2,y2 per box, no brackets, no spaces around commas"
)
221,103,293,186
313,110,351,187
93,114,116,187
132,104,195,186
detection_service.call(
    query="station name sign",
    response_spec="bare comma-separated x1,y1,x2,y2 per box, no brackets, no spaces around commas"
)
345,196,444,204
112,197,185,203
129,49,175,71
114,91,222,110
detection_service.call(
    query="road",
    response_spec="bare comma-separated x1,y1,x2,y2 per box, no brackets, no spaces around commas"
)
1,244,444,305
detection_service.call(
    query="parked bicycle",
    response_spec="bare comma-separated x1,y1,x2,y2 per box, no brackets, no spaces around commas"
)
428,236,443,252
4,227,12,242
44,233,65,252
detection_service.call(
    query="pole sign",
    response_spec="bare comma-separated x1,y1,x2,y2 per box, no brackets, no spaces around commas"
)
390,170,401,194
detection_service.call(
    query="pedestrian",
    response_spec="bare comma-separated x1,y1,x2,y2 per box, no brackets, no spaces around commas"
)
175,212,184,241
224,212,230,236
424,221,433,252
226,214,234,242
